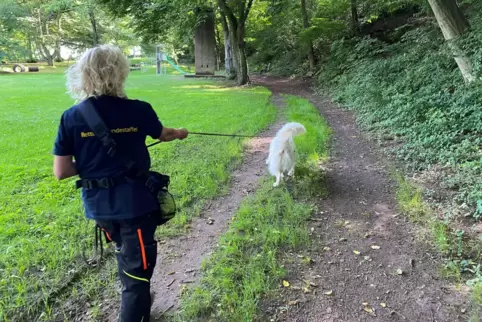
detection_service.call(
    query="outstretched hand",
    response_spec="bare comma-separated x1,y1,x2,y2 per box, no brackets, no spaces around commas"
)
176,128,189,140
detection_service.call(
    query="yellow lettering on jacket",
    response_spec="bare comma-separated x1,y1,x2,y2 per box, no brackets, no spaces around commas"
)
81,127,138,138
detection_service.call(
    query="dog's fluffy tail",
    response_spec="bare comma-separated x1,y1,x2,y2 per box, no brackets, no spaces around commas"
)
276,122,306,137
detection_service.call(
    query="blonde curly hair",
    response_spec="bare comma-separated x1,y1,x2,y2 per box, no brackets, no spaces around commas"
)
66,44,130,101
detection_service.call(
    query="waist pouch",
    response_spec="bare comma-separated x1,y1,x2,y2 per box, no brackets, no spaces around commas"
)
145,171,176,225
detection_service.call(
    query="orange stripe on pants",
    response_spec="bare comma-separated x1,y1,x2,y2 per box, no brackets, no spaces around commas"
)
102,228,112,241
137,229,148,270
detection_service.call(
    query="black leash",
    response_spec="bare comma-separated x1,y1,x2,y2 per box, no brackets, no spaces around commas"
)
146,131,266,148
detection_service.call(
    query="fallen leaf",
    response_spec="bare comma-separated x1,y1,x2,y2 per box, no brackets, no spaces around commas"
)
288,300,299,306
353,250,361,255
303,287,311,293
396,269,403,275
323,247,331,251
309,282,318,287
362,302,369,306
371,245,381,250
168,271,175,275
282,280,290,287
363,306,374,314
324,290,333,296
380,303,387,308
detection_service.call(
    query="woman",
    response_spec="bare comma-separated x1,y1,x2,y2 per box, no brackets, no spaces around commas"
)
53,44,188,321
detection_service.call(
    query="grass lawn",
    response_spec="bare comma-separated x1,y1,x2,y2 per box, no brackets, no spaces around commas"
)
0,69,276,321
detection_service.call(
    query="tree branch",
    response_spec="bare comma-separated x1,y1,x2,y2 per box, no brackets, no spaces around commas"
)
241,0,254,25
217,0,237,29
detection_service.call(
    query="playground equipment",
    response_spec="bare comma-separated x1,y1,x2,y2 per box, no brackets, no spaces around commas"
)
155,45,186,75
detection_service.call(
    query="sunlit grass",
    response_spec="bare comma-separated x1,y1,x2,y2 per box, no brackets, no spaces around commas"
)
0,71,275,321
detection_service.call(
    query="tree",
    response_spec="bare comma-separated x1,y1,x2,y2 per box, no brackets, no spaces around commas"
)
350,0,359,35
301,0,316,73
216,0,254,85
220,11,235,78
427,0,475,83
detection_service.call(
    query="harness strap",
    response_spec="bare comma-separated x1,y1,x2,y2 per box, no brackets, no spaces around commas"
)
76,176,130,189
75,98,151,190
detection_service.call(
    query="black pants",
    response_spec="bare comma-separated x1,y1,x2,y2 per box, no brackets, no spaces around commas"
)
96,213,158,322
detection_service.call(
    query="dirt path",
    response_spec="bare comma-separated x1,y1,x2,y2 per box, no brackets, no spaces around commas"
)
251,75,467,322
145,94,283,321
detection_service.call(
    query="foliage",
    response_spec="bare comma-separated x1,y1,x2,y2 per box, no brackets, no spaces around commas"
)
0,69,275,321
0,0,139,63
320,18,482,214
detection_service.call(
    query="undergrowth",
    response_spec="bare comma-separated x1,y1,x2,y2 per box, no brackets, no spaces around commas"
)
176,95,330,321
321,19,482,220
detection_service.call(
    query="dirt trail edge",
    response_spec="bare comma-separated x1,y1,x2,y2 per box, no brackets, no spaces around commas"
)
252,75,467,322
142,94,284,320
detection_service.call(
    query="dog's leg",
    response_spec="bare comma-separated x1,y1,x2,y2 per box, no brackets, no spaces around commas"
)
273,172,282,187
288,166,295,177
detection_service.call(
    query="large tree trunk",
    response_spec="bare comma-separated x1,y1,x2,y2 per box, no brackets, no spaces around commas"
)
236,27,249,85
217,0,253,85
301,0,315,73
428,0,474,83
351,0,359,36
220,11,236,79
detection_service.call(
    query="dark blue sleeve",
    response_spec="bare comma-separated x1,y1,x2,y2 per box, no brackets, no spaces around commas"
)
143,103,163,139
53,111,75,156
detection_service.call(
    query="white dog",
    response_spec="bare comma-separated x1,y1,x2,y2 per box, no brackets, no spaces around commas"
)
266,122,306,187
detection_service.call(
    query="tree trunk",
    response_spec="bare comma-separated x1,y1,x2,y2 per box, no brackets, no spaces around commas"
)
27,37,34,61
38,42,55,66
427,0,474,83
220,12,235,79
46,55,54,66
236,27,249,85
215,21,222,71
351,0,359,36
217,0,252,85
88,7,99,46
300,0,315,73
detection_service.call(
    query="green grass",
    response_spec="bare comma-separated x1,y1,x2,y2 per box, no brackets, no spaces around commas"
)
0,70,276,321
284,95,331,165
470,283,482,322
394,173,429,223
177,95,330,321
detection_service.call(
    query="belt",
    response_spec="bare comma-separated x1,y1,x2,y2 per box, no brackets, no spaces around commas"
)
75,176,130,189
